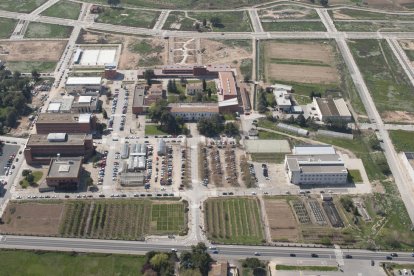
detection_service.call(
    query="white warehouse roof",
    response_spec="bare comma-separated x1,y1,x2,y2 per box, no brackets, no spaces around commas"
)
66,77,102,86
292,145,336,155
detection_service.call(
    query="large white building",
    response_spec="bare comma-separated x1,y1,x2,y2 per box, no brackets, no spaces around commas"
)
285,145,348,185
313,97,352,123
168,103,219,121
273,90,292,112
65,77,102,93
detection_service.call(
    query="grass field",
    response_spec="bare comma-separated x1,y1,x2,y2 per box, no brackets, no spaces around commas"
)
262,22,326,32
20,171,43,188
348,169,363,183
276,265,337,271
187,11,252,32
0,18,17,39
145,125,168,136
330,8,414,20
82,0,268,9
24,23,73,38
163,11,196,31
334,21,414,32
405,49,414,61
349,40,414,115
0,0,46,13
258,4,319,20
60,199,186,239
0,249,145,275
6,61,57,73
96,7,160,28
41,1,82,20
389,130,414,152
204,197,265,245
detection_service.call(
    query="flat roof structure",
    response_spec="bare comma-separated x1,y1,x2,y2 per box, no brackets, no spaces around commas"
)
274,90,291,107
47,157,82,179
293,145,336,155
133,85,145,107
285,154,346,174
314,97,351,118
47,103,61,112
272,83,292,91
37,113,91,124
169,103,219,113
27,134,91,146
218,97,239,107
79,49,116,66
66,77,102,86
245,140,291,153
48,96,74,113
218,71,237,99
78,96,92,104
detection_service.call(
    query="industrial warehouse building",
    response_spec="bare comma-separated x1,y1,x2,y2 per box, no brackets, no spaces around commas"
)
285,145,348,185
24,133,94,165
35,113,95,134
65,77,102,93
313,97,352,123
45,157,82,189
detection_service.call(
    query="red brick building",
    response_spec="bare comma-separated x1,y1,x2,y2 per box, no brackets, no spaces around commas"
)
35,113,96,134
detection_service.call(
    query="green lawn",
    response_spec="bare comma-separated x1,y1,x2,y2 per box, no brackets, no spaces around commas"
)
129,40,163,55
348,169,363,183
6,61,57,73
96,7,160,29
0,18,18,39
0,249,145,275
389,130,414,152
349,40,414,115
262,21,326,32
151,202,186,235
0,0,47,13
24,23,73,38
82,0,269,9
21,171,43,188
145,125,168,136
163,11,195,31
250,153,286,163
188,11,252,32
240,58,253,80
276,265,337,271
41,1,82,20
404,49,414,61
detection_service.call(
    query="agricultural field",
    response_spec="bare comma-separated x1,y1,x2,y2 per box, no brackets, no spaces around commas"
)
0,18,17,39
0,250,145,276
260,40,367,118
24,23,73,38
264,198,299,242
82,0,269,9
60,199,187,239
261,22,326,32
77,30,166,69
41,1,82,20
95,7,160,29
349,39,414,122
258,4,319,20
0,0,46,13
0,40,66,73
0,201,65,236
0,199,187,239
204,197,265,245
389,130,414,152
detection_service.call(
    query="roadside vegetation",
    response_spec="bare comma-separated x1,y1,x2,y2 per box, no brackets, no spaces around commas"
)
389,130,414,152
41,1,82,20
5,61,57,73
262,22,326,32
0,18,17,39
24,23,73,38
0,250,146,275
186,11,252,32
96,7,160,28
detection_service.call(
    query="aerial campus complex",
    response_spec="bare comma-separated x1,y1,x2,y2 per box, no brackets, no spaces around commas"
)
1,0,414,275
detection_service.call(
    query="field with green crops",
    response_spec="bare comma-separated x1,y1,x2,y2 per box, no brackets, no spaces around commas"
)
60,199,187,239
204,197,265,245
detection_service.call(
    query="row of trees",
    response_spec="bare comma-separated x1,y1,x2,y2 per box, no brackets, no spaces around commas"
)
148,100,188,135
197,114,239,137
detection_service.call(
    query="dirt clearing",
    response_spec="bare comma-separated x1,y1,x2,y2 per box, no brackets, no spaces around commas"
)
78,30,166,69
201,39,252,65
382,111,414,123
0,201,65,236
0,41,67,61
265,198,299,242
264,42,335,64
268,63,339,84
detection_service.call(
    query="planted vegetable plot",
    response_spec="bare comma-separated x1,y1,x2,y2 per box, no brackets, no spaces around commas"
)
60,199,186,240
204,197,265,245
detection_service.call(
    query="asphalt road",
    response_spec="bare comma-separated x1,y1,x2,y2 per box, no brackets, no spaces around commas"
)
1,235,413,263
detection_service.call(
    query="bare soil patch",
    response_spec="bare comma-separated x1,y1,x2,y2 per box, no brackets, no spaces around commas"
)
265,199,299,242
264,42,335,64
0,41,67,61
0,201,65,236
267,63,339,84
382,111,414,123
332,10,355,20
78,30,166,69
201,39,251,65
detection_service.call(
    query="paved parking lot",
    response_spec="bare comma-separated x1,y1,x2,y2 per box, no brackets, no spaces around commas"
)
0,144,20,176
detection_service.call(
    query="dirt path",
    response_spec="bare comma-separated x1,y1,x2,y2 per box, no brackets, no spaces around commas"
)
84,202,95,237
258,196,272,243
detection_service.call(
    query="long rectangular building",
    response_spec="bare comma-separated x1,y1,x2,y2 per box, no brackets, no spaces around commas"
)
169,103,219,121
65,77,102,93
313,97,352,123
24,133,94,165
285,146,348,185
36,113,95,134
